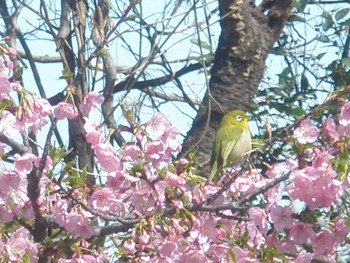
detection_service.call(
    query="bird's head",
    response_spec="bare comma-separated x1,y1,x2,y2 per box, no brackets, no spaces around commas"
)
221,110,249,128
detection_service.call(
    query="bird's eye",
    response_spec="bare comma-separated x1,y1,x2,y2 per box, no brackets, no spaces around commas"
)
236,115,243,121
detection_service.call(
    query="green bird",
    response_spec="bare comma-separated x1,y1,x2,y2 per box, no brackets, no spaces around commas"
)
208,110,251,184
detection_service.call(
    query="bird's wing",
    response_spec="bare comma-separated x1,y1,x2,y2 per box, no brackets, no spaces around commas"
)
208,125,243,183
220,125,243,167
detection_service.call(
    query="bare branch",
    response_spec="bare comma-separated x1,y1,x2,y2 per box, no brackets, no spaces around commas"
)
0,132,30,154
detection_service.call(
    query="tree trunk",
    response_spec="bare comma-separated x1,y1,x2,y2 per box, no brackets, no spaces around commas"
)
180,0,292,167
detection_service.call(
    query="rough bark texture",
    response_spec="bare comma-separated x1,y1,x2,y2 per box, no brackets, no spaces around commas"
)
180,0,292,166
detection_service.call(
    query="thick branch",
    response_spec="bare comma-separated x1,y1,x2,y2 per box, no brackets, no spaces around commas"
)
0,132,30,154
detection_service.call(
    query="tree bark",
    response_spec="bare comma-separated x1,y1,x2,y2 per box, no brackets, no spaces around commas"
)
180,0,292,166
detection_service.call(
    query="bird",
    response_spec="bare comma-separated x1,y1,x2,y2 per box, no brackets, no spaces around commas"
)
208,110,251,184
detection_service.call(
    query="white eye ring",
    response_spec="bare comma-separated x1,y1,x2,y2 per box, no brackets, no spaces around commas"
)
236,115,243,121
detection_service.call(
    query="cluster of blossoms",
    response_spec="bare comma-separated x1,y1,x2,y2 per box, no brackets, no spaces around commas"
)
115,104,350,262
0,227,38,262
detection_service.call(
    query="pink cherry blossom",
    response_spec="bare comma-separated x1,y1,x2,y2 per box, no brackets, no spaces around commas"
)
0,200,14,223
230,169,268,195
0,170,29,215
288,167,342,209
333,218,350,243
312,170,342,208
154,180,167,203
6,46,17,56
288,222,314,244
123,144,142,161
0,142,7,153
58,254,101,263
293,119,318,144
6,237,28,262
0,170,21,193
206,244,229,262
139,233,150,251
122,239,136,252
89,188,116,212
231,246,256,263
339,101,350,126
79,91,104,115
162,126,181,154
129,185,157,216
107,171,132,191
310,230,335,256
323,116,339,141
0,72,11,100
33,96,52,116
83,118,102,146
265,184,283,206
14,153,36,174
53,202,95,239
249,207,269,233
295,250,313,263
189,216,218,244
145,113,170,139
10,93,52,133
312,151,333,169
3,227,38,263
157,240,178,258
4,60,13,69
171,199,184,209
0,110,20,137
94,143,121,172
178,158,189,165
274,240,297,255
88,187,127,216
54,102,78,120
178,249,207,263
34,155,53,172
269,205,293,231
288,169,313,204
338,123,350,137
164,172,186,187
246,221,266,247
144,140,166,166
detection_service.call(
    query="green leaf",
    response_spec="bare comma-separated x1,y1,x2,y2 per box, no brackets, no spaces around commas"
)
269,102,287,114
274,88,289,99
334,145,350,180
22,253,31,263
300,208,320,224
190,39,212,51
321,11,334,31
97,47,107,57
288,15,306,23
49,147,67,166
294,0,308,12
227,249,235,262
261,246,287,262
316,52,327,60
0,99,12,115
270,46,287,56
129,163,144,177
335,8,350,21
59,67,74,80
346,214,350,227
341,57,350,68
13,67,23,79
292,107,306,117
318,35,330,43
